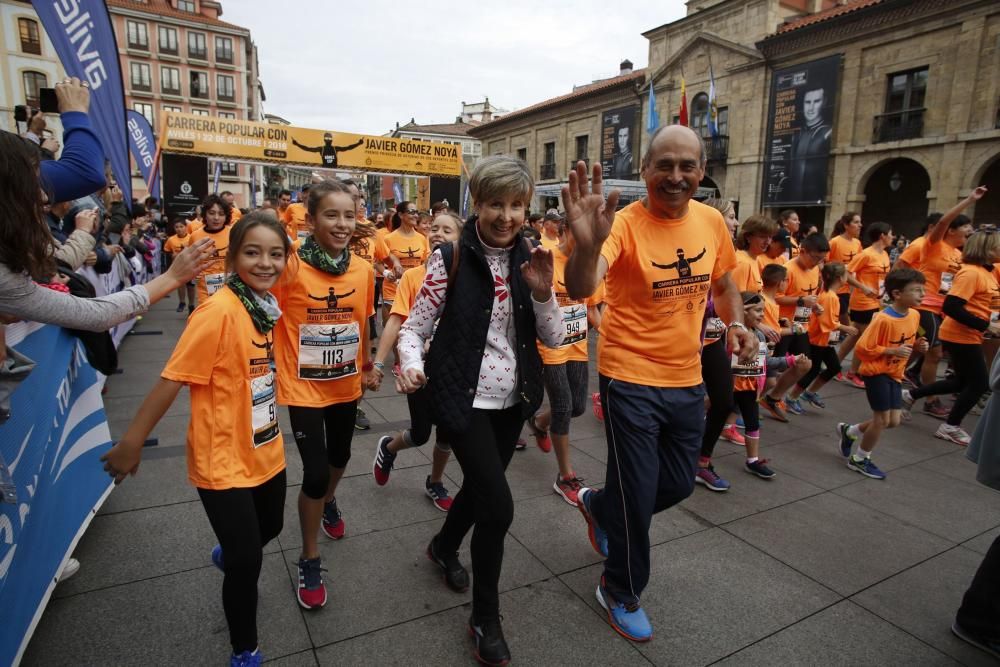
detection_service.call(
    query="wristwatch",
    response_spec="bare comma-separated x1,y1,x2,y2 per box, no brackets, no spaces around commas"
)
727,321,748,332
796,296,805,307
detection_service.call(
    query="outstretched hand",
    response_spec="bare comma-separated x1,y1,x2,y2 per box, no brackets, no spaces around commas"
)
970,185,988,201
561,161,619,255
520,246,554,299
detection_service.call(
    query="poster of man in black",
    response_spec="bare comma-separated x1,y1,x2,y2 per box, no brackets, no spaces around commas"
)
601,106,636,179
762,55,841,206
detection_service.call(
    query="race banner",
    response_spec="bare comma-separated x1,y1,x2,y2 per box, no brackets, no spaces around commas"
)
160,111,462,177
601,106,637,179
762,54,842,206
32,0,132,207
127,110,160,200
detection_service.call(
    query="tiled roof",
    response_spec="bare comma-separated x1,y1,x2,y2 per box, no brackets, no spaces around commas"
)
469,68,645,133
396,120,481,137
106,0,248,32
776,0,883,33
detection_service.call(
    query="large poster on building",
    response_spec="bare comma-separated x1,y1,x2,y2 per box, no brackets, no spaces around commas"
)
762,55,842,206
160,111,461,177
601,107,637,179
161,154,209,220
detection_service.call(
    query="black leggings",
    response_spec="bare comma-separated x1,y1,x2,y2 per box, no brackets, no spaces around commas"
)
289,401,358,499
797,344,841,389
198,469,287,654
774,331,810,357
436,405,523,622
732,389,761,434
700,340,733,459
542,361,588,435
402,386,449,450
910,341,988,426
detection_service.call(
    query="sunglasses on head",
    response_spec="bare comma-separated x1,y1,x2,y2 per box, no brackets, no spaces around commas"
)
406,209,418,214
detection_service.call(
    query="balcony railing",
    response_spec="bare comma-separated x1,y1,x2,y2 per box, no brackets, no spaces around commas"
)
705,135,729,164
132,81,151,92
189,47,207,60
540,163,555,180
570,158,589,171
872,108,925,143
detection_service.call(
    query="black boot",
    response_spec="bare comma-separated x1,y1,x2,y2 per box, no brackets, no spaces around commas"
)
426,535,469,592
468,615,510,666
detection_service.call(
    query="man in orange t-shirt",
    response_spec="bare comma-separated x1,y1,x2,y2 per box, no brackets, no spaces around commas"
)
563,126,753,640
282,185,311,241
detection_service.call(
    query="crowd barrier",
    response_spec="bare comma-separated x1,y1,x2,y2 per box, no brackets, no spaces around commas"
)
0,240,160,665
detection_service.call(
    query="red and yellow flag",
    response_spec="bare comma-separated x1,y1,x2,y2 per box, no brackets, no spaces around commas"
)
679,77,688,126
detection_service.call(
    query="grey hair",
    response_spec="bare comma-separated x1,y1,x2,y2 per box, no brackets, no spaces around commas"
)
470,155,534,205
640,124,707,170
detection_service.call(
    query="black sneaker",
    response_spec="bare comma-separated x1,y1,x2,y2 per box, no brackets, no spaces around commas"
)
468,615,510,666
426,535,469,592
952,620,1000,660
176,302,186,313
355,407,371,430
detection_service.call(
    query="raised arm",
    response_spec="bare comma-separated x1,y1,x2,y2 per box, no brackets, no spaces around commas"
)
562,161,617,299
928,186,987,245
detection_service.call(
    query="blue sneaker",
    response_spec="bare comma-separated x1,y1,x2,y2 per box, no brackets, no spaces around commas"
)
735,415,745,429
695,465,730,491
596,579,652,642
784,397,805,415
211,544,224,572
836,423,855,458
230,648,263,667
801,390,826,409
577,487,608,558
847,456,886,480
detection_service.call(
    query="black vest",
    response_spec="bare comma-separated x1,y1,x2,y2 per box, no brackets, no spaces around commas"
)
426,222,544,434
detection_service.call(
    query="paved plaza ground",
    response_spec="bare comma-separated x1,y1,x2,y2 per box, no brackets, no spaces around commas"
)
21,298,1000,666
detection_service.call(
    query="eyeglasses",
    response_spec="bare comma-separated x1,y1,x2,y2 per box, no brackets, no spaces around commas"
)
406,209,418,215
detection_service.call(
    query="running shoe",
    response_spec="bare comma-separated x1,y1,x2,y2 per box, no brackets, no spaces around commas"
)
719,424,745,446
187,304,195,315
528,418,551,453
844,372,866,389
784,397,805,415
834,372,846,383
901,389,915,412
295,557,328,610
577,487,609,557
427,535,469,592
801,390,826,409
354,407,371,430
596,578,652,642
923,400,950,420
372,435,396,486
553,473,584,506
903,368,921,388
175,302,186,313
847,456,887,480
425,476,453,512
57,558,80,582
514,438,527,451
735,415,745,429
211,544,224,572
951,620,1000,660
592,392,604,422
745,459,776,479
836,422,856,458
321,497,345,540
759,395,789,423
695,465,730,491
935,424,971,446
230,649,263,667
468,615,510,666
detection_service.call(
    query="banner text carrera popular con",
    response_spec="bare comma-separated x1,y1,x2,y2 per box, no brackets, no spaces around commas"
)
161,111,462,177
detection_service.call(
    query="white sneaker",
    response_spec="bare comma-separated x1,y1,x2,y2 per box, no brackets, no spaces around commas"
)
57,558,80,582
935,424,971,446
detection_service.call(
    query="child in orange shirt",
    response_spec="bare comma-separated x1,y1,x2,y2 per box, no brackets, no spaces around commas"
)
785,263,857,410
271,180,378,610
189,194,234,306
163,218,196,314
839,268,928,479
371,211,463,509
101,214,290,666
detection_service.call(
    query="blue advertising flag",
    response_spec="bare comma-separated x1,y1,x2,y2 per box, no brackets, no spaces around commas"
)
392,179,404,203
31,0,132,206
647,82,660,133
250,168,257,207
213,161,221,193
126,110,159,200
708,65,719,139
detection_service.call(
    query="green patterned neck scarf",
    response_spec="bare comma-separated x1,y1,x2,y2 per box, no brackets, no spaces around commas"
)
226,274,280,334
298,235,351,276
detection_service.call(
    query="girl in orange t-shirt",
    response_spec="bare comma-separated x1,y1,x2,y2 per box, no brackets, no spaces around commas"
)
380,201,431,324
164,218,196,314
189,194,234,306
906,227,1000,445
828,212,863,326
370,211,463,508
101,214,290,665
271,180,378,611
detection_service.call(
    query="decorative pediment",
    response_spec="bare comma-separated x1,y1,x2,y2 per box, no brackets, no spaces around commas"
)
647,31,765,89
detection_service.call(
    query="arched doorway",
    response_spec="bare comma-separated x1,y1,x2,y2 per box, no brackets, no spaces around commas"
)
974,157,1000,226
696,175,720,200
861,158,931,239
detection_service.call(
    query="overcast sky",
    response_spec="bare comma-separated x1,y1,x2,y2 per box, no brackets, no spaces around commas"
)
221,1,687,135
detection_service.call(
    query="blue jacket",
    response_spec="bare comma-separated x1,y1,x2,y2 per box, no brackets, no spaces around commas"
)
39,112,106,202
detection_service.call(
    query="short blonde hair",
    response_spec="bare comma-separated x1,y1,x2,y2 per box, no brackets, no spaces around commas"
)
961,227,1000,265
470,155,533,205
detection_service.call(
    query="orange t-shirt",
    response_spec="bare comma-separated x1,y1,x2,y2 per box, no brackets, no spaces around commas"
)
778,258,821,324
540,234,559,250
163,233,191,255
828,235,862,294
848,246,890,311
762,293,781,332
808,290,841,347
855,308,920,381
732,328,768,393
189,225,232,304
352,227,381,265
598,200,737,388
939,265,1000,345
538,247,601,365
282,202,309,240
757,254,786,274
732,250,763,293
161,287,285,490
186,218,204,235
918,239,962,314
896,236,926,270
273,254,375,407
381,229,430,302
229,207,243,223
390,265,426,320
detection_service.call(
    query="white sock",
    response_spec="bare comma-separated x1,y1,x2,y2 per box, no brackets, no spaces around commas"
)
853,448,871,461
847,424,862,439
746,456,758,464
